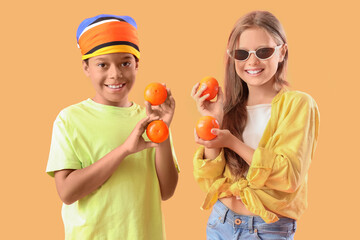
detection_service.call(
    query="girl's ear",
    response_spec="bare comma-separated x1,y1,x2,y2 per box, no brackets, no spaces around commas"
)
279,44,288,62
82,60,90,77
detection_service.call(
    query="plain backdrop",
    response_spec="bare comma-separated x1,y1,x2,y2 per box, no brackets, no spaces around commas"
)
1,0,359,239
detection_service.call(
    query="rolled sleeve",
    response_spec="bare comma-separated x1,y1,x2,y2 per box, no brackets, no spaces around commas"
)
193,147,226,192
246,147,276,188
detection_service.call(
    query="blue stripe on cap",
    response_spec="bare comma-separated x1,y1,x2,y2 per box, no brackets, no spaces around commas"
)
76,14,137,42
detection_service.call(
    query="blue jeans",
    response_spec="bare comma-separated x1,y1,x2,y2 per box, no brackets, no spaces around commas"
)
206,200,296,240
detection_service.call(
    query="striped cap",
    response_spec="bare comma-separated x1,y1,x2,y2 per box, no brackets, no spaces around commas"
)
76,14,140,60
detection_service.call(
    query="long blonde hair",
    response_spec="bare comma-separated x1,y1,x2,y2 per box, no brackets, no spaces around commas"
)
223,11,289,178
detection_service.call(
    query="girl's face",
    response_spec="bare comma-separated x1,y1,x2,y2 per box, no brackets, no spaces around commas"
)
235,27,286,90
83,52,138,107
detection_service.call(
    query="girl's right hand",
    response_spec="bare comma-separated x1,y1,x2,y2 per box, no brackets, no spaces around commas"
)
123,116,159,155
191,82,225,126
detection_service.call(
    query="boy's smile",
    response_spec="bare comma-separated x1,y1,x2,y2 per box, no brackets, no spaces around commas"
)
83,52,138,107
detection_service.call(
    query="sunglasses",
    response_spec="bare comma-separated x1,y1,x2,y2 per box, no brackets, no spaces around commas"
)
227,44,283,61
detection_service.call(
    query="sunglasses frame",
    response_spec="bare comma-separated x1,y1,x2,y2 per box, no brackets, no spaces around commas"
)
227,44,284,61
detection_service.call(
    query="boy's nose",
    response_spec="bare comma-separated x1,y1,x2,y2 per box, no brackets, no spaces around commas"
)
108,65,122,79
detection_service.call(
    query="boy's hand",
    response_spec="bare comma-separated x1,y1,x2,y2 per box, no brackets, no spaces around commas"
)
145,85,175,127
123,116,159,155
191,83,224,126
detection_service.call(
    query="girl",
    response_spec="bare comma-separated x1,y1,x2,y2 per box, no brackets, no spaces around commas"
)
191,11,319,240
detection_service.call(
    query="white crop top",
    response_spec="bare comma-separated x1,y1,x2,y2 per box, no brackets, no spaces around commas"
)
242,104,272,150
235,103,272,183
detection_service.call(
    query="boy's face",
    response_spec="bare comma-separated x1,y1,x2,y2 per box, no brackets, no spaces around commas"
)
83,52,138,107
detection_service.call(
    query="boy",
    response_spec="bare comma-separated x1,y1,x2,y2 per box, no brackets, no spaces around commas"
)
46,14,179,240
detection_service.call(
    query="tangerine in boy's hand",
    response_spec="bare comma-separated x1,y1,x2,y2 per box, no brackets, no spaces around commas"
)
196,116,220,140
198,77,219,101
146,120,169,143
144,83,168,105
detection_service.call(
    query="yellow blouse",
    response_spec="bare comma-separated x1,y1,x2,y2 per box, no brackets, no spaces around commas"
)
193,90,320,223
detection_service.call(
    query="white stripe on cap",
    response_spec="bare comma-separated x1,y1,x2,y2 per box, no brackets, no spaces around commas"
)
78,19,121,41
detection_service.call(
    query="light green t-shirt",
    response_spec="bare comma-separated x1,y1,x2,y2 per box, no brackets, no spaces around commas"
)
46,99,178,240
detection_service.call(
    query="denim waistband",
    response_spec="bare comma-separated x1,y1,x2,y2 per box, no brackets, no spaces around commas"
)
213,200,297,233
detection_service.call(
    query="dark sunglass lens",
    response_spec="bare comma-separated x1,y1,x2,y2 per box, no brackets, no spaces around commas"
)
234,50,249,60
256,48,275,59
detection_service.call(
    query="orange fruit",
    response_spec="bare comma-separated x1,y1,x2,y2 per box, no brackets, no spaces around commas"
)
195,116,220,140
144,82,168,105
146,120,169,143
197,76,219,101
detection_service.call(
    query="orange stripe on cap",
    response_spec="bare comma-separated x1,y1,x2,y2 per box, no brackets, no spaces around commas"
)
78,20,139,60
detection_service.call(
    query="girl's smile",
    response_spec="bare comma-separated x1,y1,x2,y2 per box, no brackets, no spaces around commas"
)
245,68,264,76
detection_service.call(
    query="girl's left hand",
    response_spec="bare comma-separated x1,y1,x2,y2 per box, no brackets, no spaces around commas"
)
145,85,175,127
194,128,233,149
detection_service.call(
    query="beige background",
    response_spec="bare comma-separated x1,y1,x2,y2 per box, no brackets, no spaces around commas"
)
1,0,359,239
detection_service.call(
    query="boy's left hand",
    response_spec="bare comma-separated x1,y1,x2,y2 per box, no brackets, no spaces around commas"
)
145,85,175,127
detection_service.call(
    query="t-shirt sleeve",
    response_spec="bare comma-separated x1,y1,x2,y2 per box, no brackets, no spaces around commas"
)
46,112,82,177
247,93,320,193
169,129,180,173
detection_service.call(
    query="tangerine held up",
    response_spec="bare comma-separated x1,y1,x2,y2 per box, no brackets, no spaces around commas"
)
195,116,220,140
144,82,168,105
197,76,219,101
146,120,169,143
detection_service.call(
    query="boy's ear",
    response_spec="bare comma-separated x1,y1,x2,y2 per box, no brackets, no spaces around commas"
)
82,60,90,77
135,59,139,70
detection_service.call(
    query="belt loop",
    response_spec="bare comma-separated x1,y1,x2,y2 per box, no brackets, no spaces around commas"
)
248,216,254,234
220,208,228,224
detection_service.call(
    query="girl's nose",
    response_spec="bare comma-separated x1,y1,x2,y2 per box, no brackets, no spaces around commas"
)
247,52,260,65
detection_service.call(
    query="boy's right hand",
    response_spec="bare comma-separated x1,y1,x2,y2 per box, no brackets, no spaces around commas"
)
191,83,225,126
123,116,159,155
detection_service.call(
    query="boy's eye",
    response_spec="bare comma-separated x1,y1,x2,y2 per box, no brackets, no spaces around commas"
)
97,63,106,68
122,62,131,67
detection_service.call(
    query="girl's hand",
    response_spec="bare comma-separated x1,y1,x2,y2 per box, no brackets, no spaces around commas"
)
123,116,159,154
194,128,233,149
145,85,175,127
191,83,224,126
